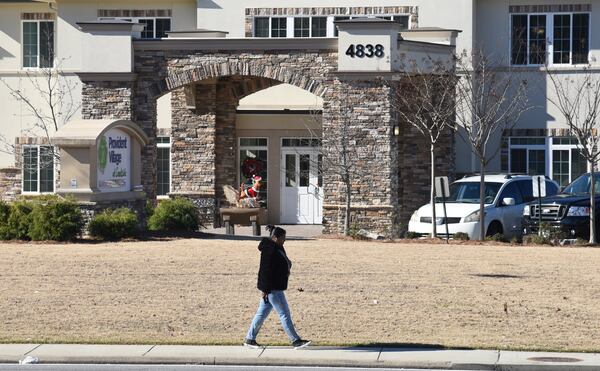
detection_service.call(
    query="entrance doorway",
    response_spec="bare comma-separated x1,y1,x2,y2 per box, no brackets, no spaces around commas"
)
280,139,323,224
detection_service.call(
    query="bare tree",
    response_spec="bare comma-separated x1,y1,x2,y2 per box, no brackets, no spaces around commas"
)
302,90,382,236
455,49,531,240
0,31,79,173
546,66,600,244
394,56,457,238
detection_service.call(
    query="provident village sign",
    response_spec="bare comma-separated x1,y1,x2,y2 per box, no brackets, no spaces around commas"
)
53,18,458,237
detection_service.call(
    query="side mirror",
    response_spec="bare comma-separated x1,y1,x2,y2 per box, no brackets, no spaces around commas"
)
502,197,516,206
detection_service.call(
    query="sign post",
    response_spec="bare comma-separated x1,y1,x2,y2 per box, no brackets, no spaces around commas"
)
435,176,450,243
532,175,546,236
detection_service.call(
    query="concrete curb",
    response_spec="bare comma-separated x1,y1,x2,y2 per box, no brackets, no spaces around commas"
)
1,344,600,370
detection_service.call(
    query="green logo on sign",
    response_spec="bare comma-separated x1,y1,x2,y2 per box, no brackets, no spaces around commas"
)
98,136,108,173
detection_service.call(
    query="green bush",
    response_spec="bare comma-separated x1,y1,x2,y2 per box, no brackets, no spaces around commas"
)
523,234,552,245
148,198,199,232
6,200,34,240
89,208,139,240
0,201,11,240
404,231,420,239
454,232,470,241
28,197,84,241
485,233,509,243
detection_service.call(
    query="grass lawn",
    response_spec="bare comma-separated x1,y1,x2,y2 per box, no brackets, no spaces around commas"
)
1,237,599,351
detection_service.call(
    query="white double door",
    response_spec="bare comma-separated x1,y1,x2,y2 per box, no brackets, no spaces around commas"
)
280,149,323,224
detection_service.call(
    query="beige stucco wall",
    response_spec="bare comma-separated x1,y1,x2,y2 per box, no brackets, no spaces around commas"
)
451,0,600,174
236,113,321,224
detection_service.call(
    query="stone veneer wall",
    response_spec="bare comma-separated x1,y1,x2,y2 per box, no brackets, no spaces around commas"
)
321,79,400,237
78,46,455,237
0,168,20,201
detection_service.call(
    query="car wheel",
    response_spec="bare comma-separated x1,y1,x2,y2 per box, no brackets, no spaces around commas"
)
486,221,503,237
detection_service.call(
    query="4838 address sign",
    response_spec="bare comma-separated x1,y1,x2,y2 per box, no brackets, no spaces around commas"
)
345,44,385,58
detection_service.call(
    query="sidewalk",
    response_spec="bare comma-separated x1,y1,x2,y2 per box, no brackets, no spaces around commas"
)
2,344,600,370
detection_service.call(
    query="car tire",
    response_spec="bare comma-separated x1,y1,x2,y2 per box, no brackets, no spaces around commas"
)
486,221,503,237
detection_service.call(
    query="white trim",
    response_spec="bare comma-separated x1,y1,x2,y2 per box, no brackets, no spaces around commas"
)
156,136,171,197
510,11,591,67
237,137,269,200
21,19,55,70
21,145,55,195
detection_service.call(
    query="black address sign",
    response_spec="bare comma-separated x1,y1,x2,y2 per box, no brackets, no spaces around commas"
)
345,44,385,58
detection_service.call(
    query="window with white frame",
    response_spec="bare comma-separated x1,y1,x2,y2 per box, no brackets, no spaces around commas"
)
253,14,410,38
22,145,54,193
239,138,268,207
156,136,171,197
98,17,171,38
508,137,587,187
511,12,590,66
294,17,310,37
270,17,287,38
22,20,54,68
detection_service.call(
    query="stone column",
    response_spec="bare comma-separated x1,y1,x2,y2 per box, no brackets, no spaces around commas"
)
215,80,239,206
170,83,219,225
322,78,401,238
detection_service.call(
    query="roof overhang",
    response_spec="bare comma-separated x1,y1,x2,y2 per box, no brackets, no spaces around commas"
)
52,119,150,147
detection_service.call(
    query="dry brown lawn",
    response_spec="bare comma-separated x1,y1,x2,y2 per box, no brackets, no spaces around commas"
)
1,238,600,351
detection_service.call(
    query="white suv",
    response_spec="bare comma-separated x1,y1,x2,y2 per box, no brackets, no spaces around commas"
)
407,174,559,240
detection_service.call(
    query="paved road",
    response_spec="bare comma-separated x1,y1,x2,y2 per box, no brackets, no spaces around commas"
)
0,366,472,371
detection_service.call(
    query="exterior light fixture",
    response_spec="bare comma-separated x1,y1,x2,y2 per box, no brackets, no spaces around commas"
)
393,125,400,136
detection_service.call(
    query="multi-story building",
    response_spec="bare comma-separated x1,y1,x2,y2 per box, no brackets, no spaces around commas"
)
0,0,597,235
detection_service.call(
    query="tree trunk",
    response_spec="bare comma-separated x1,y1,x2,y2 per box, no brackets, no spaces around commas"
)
345,176,351,236
430,144,437,238
590,160,596,244
479,160,486,240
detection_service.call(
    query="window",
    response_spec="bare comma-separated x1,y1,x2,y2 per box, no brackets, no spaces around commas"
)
22,20,54,68
254,13,410,38
294,17,310,37
99,17,171,38
573,13,590,64
271,18,287,38
156,136,170,197
517,179,559,202
311,17,327,37
254,17,269,37
22,146,54,193
239,138,268,206
499,182,524,205
508,137,587,186
511,13,589,66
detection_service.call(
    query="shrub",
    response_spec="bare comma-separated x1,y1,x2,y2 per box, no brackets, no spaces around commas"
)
89,208,139,241
0,201,11,240
404,231,420,239
485,233,509,243
523,234,552,245
148,198,199,232
28,197,84,241
454,232,470,241
5,200,34,240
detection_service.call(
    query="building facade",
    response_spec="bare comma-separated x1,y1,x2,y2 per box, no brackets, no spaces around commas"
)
0,0,598,234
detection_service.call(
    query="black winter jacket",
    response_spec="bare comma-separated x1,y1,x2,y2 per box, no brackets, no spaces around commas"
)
257,238,292,293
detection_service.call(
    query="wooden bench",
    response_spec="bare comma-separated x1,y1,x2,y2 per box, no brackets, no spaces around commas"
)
219,207,268,236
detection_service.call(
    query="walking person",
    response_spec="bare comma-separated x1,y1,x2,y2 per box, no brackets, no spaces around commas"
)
244,225,311,349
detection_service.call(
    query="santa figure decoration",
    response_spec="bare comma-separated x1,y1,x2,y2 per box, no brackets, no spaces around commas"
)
239,175,262,201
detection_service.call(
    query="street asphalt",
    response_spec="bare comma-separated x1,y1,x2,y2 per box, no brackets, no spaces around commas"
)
1,344,600,370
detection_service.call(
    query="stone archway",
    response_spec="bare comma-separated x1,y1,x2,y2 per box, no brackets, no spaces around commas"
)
78,35,451,237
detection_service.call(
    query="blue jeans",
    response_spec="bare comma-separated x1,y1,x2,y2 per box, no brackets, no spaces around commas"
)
246,290,300,342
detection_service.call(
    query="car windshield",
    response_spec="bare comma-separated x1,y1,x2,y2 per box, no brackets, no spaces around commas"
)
437,182,503,204
563,173,600,195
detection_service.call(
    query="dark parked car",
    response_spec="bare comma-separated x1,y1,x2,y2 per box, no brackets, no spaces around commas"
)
523,173,600,239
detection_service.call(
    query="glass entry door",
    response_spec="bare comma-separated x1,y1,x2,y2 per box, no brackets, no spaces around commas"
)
280,149,323,224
